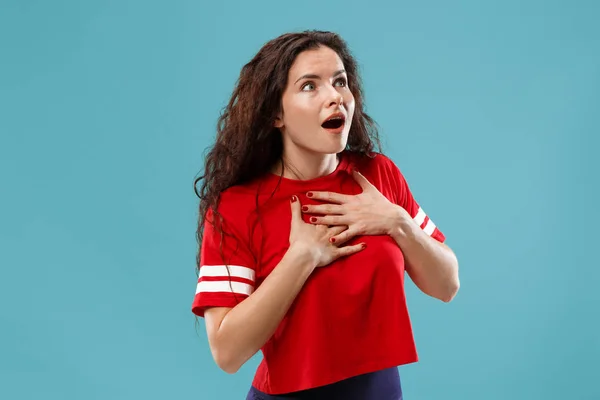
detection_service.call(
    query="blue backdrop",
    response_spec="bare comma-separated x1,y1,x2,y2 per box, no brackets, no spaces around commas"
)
1,1,598,399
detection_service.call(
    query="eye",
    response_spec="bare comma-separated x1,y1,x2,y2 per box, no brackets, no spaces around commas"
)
334,77,347,87
301,81,316,91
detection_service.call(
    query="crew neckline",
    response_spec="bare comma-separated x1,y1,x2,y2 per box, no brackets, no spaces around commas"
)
262,151,352,191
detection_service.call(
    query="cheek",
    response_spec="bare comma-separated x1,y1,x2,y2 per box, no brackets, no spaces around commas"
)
284,101,317,129
344,93,356,114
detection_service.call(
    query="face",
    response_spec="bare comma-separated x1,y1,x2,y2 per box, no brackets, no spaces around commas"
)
275,46,355,157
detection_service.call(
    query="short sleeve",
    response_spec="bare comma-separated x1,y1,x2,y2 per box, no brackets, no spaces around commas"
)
385,157,446,243
191,207,257,317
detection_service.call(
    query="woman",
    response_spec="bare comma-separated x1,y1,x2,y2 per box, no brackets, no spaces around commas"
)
192,30,460,399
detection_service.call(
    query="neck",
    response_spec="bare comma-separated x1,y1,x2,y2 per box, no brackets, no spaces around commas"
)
274,148,339,181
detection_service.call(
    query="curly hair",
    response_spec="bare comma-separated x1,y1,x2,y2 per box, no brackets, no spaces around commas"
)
193,30,382,274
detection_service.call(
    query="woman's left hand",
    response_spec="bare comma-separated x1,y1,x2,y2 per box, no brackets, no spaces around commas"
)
303,170,409,245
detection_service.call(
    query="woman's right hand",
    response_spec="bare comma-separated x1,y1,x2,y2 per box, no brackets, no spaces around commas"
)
289,195,366,268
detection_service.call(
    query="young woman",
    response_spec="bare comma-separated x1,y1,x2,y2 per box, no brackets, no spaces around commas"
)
192,30,460,400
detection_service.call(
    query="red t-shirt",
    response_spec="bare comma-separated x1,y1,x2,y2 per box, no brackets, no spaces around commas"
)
191,151,446,395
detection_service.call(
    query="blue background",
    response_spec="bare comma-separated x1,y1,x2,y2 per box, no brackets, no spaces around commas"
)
1,0,598,399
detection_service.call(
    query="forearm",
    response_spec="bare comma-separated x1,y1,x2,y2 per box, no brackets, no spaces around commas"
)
389,206,460,302
214,244,316,372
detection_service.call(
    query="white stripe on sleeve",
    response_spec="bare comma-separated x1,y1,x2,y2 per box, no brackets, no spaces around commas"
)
423,219,436,236
413,207,426,226
199,265,255,282
196,281,254,296
413,207,437,236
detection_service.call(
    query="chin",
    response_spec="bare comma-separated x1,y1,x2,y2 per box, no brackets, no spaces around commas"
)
334,142,347,153
320,140,347,155
299,133,349,155
306,144,345,157
333,136,349,153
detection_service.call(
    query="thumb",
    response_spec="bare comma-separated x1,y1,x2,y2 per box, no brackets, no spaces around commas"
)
352,169,374,191
290,195,302,225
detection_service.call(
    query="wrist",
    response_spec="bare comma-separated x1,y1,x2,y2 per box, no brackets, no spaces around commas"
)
286,242,319,271
387,205,414,242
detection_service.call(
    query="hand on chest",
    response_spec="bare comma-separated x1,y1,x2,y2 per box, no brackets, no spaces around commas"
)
255,194,405,284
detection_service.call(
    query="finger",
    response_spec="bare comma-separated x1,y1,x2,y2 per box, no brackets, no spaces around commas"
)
328,225,348,238
302,204,345,215
306,191,351,204
309,215,346,226
351,169,375,192
334,242,367,259
290,195,302,226
330,227,358,246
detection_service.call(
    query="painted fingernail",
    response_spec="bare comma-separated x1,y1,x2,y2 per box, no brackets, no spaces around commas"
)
302,206,308,212
330,237,336,243
291,195,298,203
306,192,313,198
310,217,317,223
361,243,367,249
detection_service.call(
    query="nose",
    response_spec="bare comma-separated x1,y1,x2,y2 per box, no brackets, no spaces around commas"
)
328,89,343,107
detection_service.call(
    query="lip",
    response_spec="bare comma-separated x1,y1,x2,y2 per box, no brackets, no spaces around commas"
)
322,122,345,134
321,112,346,125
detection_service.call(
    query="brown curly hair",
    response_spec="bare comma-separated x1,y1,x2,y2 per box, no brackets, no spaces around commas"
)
193,30,382,273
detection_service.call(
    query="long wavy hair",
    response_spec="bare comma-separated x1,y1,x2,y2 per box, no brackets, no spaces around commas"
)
193,30,382,273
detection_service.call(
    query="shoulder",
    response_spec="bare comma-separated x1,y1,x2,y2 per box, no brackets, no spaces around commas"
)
204,182,260,232
217,185,255,212
343,150,403,179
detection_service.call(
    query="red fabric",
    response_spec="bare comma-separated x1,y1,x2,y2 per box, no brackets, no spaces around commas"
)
191,151,446,395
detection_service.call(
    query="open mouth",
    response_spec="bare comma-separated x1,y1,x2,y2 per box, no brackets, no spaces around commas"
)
321,117,345,130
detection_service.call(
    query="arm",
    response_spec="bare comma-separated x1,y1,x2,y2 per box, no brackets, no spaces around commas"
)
389,205,460,302
301,166,460,303
199,196,365,374
205,244,316,374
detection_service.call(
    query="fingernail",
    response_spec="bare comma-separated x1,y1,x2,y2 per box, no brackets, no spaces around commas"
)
291,195,297,203
330,237,336,243
361,243,367,249
302,206,308,212
306,192,313,198
310,217,317,223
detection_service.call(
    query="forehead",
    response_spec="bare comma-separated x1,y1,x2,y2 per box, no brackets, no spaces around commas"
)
288,46,345,78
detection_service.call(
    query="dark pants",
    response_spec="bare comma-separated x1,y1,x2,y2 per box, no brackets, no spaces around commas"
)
246,367,403,400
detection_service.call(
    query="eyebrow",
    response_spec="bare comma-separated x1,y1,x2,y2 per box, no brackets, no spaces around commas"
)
294,69,346,84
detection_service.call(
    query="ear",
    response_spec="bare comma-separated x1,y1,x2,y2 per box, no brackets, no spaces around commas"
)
274,115,283,128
